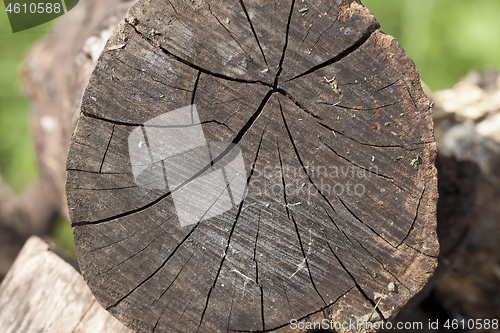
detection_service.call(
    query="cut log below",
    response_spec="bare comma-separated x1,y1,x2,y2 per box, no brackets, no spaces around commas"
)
63,0,438,332
0,236,133,333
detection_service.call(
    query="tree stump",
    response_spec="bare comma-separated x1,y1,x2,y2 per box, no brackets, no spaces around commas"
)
67,0,439,332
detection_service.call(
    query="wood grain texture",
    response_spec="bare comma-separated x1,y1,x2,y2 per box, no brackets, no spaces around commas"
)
0,236,133,333
67,0,439,332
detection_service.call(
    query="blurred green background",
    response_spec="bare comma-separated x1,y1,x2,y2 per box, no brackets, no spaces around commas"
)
0,0,499,255
363,0,500,90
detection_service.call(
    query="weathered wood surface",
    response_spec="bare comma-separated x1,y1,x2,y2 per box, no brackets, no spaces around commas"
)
66,0,438,332
0,236,133,333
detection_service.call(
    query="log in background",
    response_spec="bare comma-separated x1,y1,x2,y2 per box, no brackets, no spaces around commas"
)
32,0,439,332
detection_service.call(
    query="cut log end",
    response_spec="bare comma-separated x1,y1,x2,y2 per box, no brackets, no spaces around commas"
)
66,0,438,332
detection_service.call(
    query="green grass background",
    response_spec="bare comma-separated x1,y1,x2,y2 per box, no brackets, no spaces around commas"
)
0,0,499,255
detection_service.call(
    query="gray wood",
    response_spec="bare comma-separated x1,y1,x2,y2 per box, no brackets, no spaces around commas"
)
0,236,134,333
67,0,439,332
